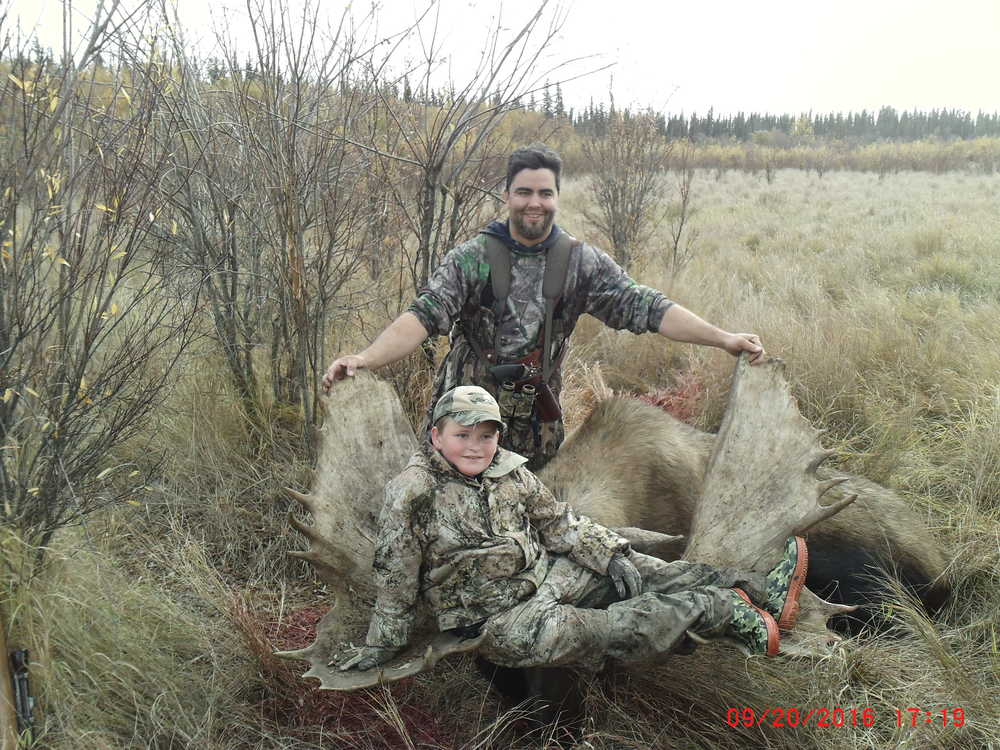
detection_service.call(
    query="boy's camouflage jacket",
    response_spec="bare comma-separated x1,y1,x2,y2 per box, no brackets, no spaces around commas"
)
365,445,629,649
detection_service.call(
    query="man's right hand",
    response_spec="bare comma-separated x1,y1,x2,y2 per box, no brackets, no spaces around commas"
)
322,354,367,393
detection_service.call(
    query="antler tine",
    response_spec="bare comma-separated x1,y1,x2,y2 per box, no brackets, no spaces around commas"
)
286,511,317,542
807,450,837,474
779,589,858,656
798,491,858,532
816,476,852,501
284,487,314,513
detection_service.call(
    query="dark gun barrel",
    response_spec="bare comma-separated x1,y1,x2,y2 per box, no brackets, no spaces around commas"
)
10,649,33,734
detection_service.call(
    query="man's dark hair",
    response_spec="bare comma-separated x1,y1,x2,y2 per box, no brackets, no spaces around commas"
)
505,143,562,192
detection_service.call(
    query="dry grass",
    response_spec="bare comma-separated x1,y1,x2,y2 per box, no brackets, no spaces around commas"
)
7,169,998,748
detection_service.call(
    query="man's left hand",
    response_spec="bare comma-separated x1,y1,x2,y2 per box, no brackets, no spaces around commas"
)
723,333,765,365
608,552,642,600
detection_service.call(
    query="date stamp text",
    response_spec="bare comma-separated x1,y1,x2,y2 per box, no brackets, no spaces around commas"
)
725,707,966,729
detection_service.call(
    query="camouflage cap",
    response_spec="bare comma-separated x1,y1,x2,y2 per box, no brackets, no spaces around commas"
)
432,385,505,432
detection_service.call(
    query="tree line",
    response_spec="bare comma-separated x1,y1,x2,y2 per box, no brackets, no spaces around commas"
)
568,102,1000,143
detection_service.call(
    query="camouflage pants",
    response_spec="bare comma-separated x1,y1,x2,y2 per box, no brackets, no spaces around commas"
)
478,553,742,672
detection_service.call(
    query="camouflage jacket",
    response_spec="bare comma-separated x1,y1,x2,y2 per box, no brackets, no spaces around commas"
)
408,222,674,463
409,221,673,358
365,444,629,649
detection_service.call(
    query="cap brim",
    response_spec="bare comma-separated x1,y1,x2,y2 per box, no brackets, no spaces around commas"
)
447,410,506,432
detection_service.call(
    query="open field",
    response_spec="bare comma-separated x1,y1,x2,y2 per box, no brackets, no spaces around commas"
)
6,168,999,749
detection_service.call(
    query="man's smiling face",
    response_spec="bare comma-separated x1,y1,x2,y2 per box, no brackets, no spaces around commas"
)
504,167,558,246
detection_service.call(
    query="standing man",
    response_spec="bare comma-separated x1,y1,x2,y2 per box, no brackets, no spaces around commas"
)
323,143,764,470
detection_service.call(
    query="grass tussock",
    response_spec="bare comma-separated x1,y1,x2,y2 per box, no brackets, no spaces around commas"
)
5,169,999,748
6,534,252,749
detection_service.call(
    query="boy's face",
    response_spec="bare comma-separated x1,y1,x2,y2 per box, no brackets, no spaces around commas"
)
431,418,501,477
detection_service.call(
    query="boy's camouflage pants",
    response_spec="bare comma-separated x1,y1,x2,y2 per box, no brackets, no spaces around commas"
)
478,552,746,672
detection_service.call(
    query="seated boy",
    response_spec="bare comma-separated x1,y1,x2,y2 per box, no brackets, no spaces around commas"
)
339,385,808,673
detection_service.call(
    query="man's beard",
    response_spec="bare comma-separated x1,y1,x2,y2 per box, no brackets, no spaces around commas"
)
511,210,554,243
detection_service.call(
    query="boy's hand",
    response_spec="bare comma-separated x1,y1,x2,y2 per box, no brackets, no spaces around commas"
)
608,552,642,600
335,644,398,671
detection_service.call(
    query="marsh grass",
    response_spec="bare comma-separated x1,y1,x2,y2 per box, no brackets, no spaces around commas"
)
10,169,999,748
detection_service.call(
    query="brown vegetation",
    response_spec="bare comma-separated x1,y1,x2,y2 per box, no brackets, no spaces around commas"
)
0,2,997,748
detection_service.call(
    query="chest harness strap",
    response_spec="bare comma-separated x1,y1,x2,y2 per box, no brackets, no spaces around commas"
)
481,232,578,381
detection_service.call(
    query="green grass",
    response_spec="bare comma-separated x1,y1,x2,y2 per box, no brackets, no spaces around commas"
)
6,168,998,748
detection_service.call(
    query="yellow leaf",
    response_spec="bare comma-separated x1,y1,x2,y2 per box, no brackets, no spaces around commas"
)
126,500,142,506
2,388,12,403
1,250,9,260
2,187,9,200
27,487,39,496
110,302,119,315
49,95,59,112
95,203,114,213
7,74,23,90
57,257,70,266
110,251,126,260
128,470,140,477
97,467,114,480
25,387,39,398
171,220,178,235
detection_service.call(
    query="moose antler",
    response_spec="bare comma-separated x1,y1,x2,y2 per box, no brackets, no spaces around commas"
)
276,373,434,687
682,355,857,653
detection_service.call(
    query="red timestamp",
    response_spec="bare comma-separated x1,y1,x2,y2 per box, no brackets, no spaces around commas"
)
894,707,965,728
725,706,966,729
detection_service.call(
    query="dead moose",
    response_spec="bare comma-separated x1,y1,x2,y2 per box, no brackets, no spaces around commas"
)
279,356,950,699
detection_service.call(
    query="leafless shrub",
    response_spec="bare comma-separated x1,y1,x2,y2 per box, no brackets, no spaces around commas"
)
666,141,700,277
158,0,379,446
581,111,672,270
0,8,196,565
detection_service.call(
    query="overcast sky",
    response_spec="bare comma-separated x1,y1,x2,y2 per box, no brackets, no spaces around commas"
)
5,0,999,116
